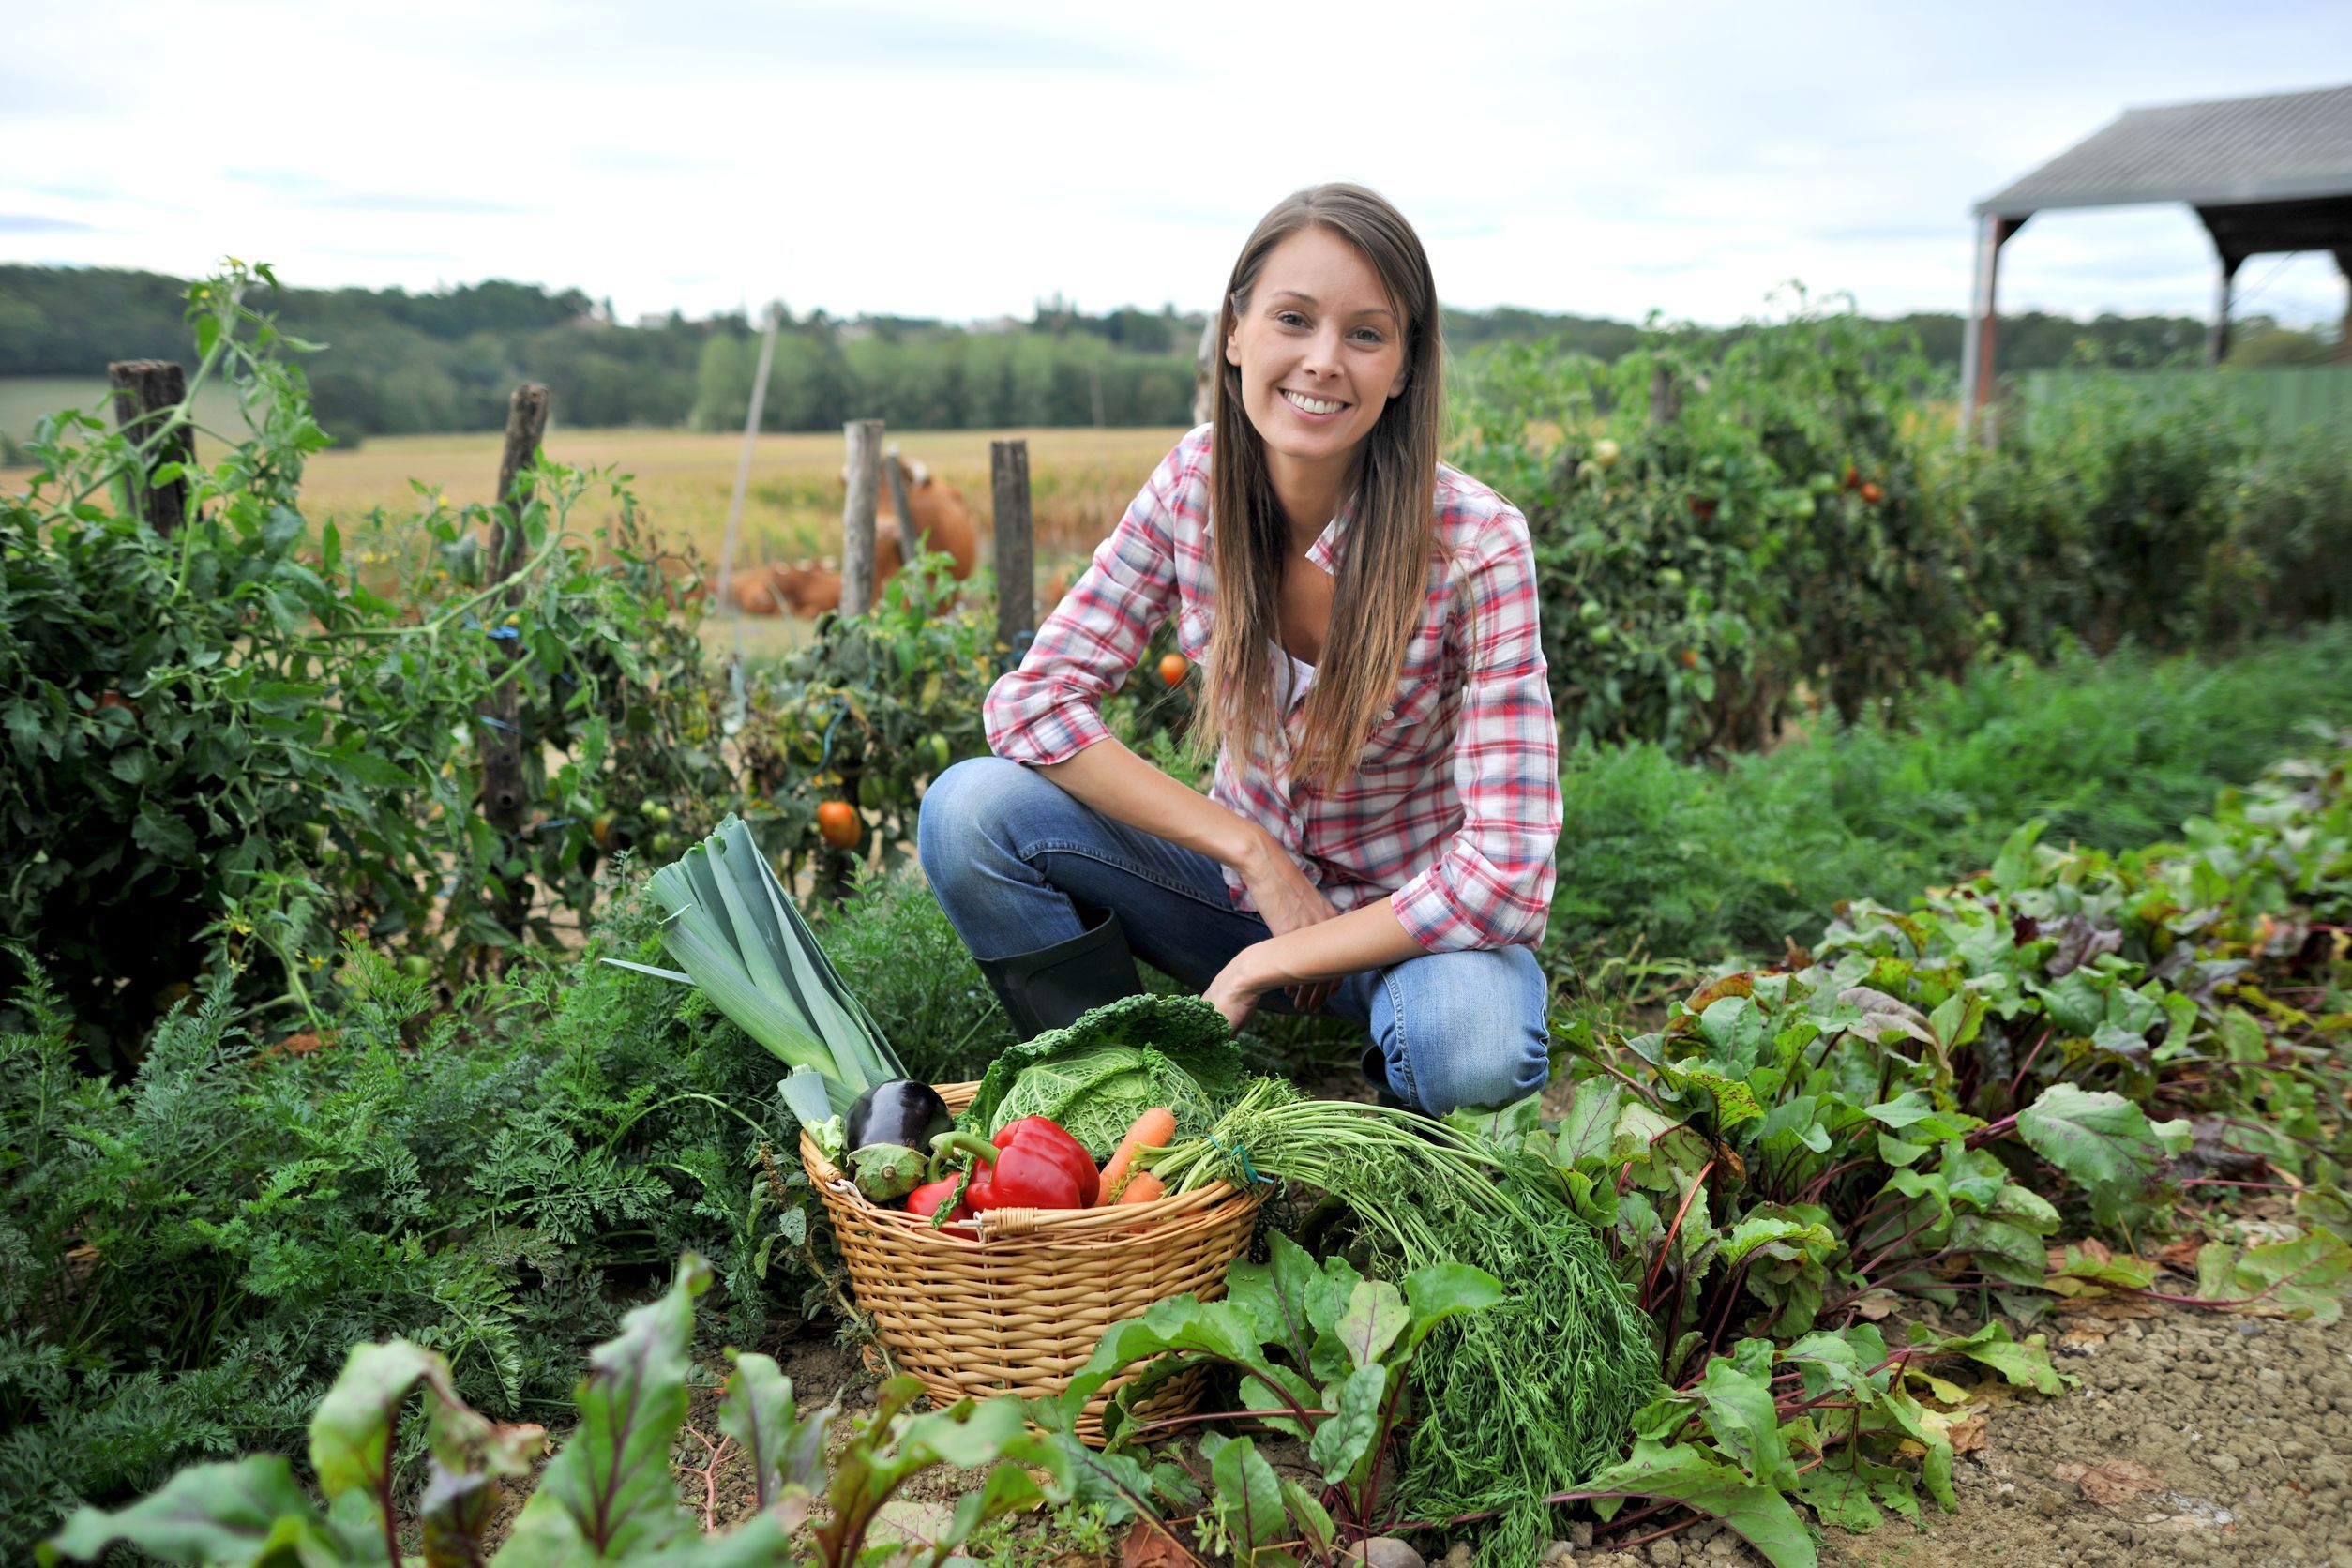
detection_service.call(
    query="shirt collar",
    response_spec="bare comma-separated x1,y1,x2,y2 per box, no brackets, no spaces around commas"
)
1304,496,1355,576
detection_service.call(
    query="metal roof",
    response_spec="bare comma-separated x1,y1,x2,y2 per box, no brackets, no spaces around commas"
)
1978,83,2352,218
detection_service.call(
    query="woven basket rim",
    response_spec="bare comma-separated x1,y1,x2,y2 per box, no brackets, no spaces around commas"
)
802,1078,1261,1242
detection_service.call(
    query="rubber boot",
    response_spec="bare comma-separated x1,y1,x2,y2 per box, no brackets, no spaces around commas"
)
974,908,1146,1042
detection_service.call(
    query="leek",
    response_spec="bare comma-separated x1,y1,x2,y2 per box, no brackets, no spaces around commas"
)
606,814,905,1118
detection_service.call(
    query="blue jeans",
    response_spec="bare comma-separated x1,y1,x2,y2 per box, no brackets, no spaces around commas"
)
915,757,1549,1115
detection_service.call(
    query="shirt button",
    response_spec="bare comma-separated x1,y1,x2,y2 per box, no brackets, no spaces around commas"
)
1380,706,1395,722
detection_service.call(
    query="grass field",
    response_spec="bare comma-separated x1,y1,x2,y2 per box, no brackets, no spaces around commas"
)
0,375,247,449
2,376,1184,658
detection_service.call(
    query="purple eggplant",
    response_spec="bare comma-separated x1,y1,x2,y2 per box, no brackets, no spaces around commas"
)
845,1079,954,1202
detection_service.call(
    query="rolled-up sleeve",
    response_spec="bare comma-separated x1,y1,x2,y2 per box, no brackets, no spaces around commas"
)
1386,510,1561,952
983,439,1188,766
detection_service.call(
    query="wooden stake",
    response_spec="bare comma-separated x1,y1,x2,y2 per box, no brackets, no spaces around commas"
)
991,439,1033,657
106,359,194,535
841,419,882,616
481,383,551,942
718,304,782,647
1648,361,1681,430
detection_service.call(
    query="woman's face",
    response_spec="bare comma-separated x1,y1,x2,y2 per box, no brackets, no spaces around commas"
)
1226,225,1410,487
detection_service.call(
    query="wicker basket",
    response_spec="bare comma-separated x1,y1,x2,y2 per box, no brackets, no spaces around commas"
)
800,1080,1262,1444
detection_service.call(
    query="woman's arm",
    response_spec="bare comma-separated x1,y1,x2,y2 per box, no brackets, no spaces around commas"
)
1200,897,1425,1029
1037,739,1347,952
1384,506,1562,954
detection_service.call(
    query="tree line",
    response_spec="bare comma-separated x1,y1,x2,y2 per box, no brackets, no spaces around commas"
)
2,263,2323,442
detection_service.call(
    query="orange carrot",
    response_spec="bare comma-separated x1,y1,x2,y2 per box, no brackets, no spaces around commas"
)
1114,1171,1167,1206
1098,1107,1177,1202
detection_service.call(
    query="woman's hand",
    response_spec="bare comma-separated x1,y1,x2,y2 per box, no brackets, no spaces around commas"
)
1203,946,1279,1031
1233,832,1342,1012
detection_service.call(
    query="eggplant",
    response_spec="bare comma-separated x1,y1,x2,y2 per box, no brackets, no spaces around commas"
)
845,1079,954,1203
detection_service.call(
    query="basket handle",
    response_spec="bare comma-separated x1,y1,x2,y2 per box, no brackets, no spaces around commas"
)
978,1206,1054,1240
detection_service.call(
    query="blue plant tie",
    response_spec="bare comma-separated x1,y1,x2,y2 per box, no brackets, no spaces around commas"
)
476,714,523,734
1210,1135,1273,1186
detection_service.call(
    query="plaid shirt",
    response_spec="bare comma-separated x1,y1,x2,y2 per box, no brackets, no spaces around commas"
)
983,425,1560,954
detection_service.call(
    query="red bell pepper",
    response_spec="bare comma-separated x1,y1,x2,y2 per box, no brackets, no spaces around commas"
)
932,1118,1099,1210
904,1174,972,1226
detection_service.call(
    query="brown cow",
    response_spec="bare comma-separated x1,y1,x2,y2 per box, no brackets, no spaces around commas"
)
769,560,843,618
875,457,978,588
726,567,781,615
753,452,978,617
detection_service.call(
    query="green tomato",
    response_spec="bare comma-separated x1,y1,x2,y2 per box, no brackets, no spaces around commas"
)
919,733,952,775
399,955,433,981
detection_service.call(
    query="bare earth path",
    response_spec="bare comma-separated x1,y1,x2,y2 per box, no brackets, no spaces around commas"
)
1560,1303,2351,1568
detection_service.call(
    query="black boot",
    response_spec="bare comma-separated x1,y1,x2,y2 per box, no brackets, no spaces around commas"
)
975,908,1146,1041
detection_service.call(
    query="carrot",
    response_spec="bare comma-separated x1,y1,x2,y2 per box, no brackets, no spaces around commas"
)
1114,1171,1167,1206
1098,1107,1177,1202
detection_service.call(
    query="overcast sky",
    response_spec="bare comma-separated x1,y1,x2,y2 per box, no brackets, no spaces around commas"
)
7,0,2348,332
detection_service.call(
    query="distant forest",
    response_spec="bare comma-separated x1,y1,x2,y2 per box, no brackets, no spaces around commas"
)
1,264,2318,440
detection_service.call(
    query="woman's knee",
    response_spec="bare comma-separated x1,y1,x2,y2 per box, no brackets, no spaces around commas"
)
1369,945,1550,1115
916,757,1033,877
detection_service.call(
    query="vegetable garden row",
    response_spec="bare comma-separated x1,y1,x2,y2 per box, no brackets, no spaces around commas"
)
4,272,2349,1565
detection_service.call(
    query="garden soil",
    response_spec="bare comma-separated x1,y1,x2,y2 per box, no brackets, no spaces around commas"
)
1567,1302,2352,1568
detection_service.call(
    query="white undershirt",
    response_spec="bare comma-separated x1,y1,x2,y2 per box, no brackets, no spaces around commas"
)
1273,639,1316,714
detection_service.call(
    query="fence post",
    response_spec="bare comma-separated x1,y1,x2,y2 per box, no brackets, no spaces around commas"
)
991,438,1033,659
1648,362,1681,430
841,419,882,616
886,448,917,561
481,383,551,943
106,359,194,535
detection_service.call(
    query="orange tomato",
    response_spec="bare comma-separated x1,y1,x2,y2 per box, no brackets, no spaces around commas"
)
1843,463,1861,491
1157,653,1189,688
1859,481,1884,505
816,799,860,848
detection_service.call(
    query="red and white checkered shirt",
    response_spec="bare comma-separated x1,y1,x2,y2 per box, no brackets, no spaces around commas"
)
982,425,1560,954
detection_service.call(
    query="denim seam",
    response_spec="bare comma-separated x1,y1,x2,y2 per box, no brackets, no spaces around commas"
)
1019,837,1244,918
1380,965,1417,1103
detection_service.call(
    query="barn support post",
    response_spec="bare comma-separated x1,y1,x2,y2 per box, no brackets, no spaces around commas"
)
2336,248,2352,362
480,382,552,947
106,359,195,535
2209,252,2245,366
991,438,1034,661
1959,214,2025,444
840,419,883,617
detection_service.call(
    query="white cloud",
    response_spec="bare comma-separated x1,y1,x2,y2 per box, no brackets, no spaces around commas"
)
4,0,2347,329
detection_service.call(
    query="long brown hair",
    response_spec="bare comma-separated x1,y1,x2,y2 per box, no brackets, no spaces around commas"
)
1198,183,1445,788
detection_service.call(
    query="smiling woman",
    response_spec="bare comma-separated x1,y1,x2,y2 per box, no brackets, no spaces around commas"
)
919,183,1562,1119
